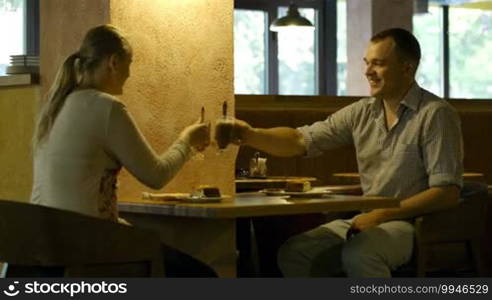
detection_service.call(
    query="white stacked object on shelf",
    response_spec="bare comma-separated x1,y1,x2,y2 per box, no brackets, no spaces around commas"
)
6,55,39,74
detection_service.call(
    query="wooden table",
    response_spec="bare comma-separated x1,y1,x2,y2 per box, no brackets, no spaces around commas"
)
118,193,398,277
235,176,317,192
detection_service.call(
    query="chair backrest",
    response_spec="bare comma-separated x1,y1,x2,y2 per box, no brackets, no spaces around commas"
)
0,199,164,277
415,181,488,244
410,181,489,276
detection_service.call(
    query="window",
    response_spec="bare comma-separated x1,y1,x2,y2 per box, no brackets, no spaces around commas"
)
0,0,38,76
413,5,443,97
336,0,347,95
414,4,492,99
0,0,26,75
234,0,339,95
449,7,492,99
236,1,492,99
234,9,268,94
277,6,316,95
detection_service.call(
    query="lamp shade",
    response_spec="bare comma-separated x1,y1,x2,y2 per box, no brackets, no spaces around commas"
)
270,3,314,32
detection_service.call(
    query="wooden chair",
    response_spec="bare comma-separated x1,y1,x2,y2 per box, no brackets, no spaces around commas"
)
0,199,164,277
405,182,488,277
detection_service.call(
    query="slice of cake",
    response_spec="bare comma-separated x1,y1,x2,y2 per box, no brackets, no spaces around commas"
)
285,181,311,192
192,185,221,198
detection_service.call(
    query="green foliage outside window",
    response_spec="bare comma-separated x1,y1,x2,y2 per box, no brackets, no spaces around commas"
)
0,0,23,11
449,7,492,99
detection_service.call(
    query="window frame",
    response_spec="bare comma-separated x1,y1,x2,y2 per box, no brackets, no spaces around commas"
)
0,0,39,56
423,4,484,99
442,5,450,98
0,0,39,76
25,0,39,56
444,4,492,99
234,0,337,95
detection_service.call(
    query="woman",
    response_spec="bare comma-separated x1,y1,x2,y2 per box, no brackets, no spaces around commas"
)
23,24,214,277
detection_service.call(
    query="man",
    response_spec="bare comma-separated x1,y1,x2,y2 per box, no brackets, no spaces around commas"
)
223,28,463,277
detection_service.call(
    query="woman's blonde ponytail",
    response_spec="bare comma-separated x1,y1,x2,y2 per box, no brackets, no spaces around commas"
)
34,25,131,146
34,52,80,145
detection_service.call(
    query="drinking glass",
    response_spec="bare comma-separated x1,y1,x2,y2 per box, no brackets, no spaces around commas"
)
215,116,235,154
191,106,207,160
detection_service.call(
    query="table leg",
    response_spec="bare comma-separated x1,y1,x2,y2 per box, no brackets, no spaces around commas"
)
121,213,237,278
236,217,259,277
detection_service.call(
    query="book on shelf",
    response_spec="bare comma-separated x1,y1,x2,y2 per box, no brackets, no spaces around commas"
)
9,55,40,67
10,58,39,62
10,55,39,59
10,54,38,57
10,57,39,60
9,62,39,67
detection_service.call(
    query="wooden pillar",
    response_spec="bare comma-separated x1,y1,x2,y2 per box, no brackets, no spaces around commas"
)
346,0,413,96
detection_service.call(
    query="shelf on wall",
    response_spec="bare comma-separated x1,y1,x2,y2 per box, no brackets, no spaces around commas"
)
0,73,38,87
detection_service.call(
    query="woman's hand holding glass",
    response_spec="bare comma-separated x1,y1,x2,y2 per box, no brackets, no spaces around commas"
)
180,119,211,159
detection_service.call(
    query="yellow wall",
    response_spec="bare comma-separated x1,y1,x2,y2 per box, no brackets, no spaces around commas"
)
0,86,39,202
111,0,235,200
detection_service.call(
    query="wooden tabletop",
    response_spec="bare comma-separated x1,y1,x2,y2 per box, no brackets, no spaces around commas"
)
118,192,398,219
235,176,317,191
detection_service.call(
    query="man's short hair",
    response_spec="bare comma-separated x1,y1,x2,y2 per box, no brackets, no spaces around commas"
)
371,28,421,66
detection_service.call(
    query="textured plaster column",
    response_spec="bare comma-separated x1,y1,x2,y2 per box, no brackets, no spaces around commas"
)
346,0,413,96
111,0,235,200
40,0,235,201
